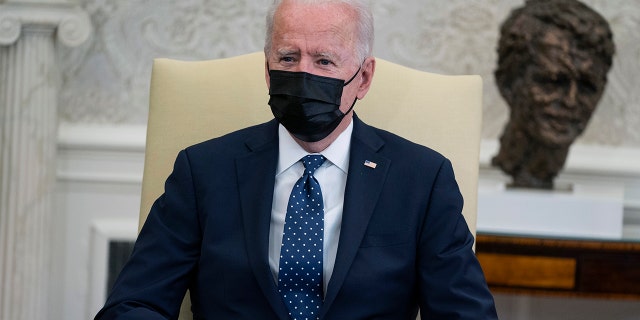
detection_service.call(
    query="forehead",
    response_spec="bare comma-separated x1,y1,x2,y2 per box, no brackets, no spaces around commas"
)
271,2,358,56
532,30,598,78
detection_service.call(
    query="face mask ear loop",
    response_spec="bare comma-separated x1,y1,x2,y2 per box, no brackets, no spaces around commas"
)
343,97,358,116
343,63,363,87
342,61,365,116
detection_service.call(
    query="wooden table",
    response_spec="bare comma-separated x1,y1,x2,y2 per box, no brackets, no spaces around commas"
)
475,233,640,299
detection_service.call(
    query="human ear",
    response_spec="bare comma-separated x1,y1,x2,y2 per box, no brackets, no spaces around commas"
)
356,57,376,99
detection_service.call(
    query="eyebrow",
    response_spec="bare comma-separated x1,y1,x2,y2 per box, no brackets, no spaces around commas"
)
312,51,339,61
275,48,339,59
275,48,300,57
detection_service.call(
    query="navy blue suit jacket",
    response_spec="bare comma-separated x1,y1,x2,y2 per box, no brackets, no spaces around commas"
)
96,116,497,319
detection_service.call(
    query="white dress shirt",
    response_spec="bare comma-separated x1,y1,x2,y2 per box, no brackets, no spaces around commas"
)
269,122,352,293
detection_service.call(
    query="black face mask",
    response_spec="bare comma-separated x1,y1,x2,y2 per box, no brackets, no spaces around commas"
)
268,67,360,142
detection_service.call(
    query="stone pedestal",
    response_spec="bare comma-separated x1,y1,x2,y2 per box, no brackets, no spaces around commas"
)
0,1,90,319
477,181,625,240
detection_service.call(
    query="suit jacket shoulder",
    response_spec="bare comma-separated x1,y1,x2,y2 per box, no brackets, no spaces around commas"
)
184,119,280,160
351,114,449,172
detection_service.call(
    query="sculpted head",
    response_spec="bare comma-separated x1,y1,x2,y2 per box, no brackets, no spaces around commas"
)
495,0,614,147
492,0,614,189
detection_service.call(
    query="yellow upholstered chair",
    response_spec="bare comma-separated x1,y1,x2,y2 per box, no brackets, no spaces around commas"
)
141,51,482,319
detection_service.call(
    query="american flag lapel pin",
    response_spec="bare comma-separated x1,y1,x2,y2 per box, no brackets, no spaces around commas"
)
364,160,377,169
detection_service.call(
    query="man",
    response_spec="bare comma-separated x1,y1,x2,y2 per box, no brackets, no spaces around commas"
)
96,0,497,319
492,0,615,189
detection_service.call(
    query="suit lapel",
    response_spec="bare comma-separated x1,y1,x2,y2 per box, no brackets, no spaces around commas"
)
319,117,390,317
235,120,290,319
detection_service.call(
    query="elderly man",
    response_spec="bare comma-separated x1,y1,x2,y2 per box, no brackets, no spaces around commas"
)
95,0,497,319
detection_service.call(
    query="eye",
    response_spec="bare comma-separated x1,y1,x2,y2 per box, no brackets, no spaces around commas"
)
532,72,570,93
578,79,599,94
280,56,295,63
318,59,332,66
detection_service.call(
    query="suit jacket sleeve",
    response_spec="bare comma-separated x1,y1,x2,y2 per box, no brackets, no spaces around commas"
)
417,159,497,319
95,149,201,320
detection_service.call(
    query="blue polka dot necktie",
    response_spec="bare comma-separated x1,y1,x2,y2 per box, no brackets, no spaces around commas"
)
278,155,326,320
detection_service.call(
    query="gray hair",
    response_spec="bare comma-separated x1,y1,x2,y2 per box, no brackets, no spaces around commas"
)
264,0,374,62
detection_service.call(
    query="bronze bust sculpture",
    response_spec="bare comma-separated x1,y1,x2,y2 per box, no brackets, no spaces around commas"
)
492,0,615,189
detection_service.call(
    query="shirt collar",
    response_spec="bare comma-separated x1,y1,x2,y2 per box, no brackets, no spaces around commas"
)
276,121,353,175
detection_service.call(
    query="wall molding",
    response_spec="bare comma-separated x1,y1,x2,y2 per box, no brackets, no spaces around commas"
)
57,123,146,185
58,123,147,152
58,123,640,182
57,122,640,202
